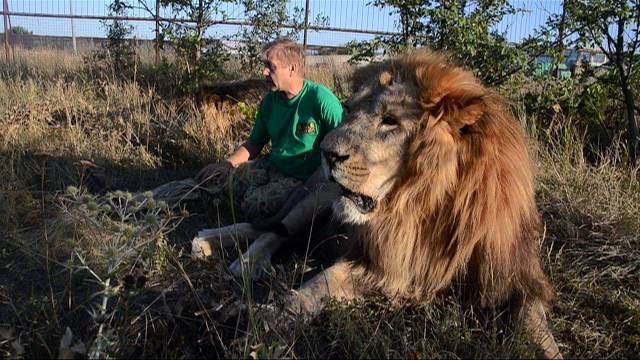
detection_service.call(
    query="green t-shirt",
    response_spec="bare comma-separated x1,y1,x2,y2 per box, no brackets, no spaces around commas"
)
248,80,343,180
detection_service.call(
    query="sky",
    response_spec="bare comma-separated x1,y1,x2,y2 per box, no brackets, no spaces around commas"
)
2,0,564,48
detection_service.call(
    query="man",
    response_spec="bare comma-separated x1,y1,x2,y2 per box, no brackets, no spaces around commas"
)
196,38,343,277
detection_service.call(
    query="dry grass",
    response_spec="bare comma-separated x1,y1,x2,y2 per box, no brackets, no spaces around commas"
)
0,49,638,359
531,123,640,358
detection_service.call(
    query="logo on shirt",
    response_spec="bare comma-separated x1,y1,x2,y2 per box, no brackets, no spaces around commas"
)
296,120,318,136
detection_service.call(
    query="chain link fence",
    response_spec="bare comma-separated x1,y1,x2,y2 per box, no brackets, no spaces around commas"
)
1,0,563,59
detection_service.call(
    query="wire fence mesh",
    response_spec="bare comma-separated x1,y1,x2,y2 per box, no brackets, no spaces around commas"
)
1,0,563,56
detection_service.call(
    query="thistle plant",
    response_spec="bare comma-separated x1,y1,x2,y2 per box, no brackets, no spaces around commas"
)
60,186,182,279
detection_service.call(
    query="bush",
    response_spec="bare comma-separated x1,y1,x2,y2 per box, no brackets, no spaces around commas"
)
348,0,526,85
85,0,137,82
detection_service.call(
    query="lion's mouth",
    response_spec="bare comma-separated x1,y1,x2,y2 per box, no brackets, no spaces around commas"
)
337,184,376,214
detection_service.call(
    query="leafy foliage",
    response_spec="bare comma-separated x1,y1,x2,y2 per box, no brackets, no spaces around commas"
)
348,0,526,85
566,0,640,165
232,0,329,74
234,0,304,74
10,26,33,35
155,0,233,92
85,0,137,81
2,46,640,359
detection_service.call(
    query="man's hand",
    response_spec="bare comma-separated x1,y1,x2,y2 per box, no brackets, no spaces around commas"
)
196,161,233,184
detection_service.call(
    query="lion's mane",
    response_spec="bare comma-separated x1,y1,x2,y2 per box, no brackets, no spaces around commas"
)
345,52,554,310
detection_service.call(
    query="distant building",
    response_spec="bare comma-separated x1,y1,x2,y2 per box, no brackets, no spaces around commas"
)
534,48,608,78
564,48,608,72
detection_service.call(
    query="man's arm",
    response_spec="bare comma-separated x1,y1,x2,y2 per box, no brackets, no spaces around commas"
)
197,141,264,182
226,141,263,167
316,85,344,136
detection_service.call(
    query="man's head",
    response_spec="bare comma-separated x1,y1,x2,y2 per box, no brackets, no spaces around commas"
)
261,38,305,96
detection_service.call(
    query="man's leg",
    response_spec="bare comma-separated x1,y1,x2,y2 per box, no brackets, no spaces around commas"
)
202,159,270,224
229,168,340,278
239,166,300,222
192,160,271,258
252,169,339,235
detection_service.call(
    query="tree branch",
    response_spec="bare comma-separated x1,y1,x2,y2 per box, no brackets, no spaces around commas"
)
135,0,155,16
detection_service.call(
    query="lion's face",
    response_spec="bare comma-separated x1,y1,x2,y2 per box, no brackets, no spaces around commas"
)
321,54,490,224
320,73,423,223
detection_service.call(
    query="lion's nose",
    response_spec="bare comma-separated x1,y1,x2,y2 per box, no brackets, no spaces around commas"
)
322,149,349,168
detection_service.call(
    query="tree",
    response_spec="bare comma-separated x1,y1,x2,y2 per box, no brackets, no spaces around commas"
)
105,0,136,76
235,0,301,74
348,0,526,85
138,0,233,90
521,0,576,78
568,0,640,165
86,0,136,81
233,0,326,74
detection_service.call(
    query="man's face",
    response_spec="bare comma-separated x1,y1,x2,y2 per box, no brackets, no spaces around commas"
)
262,51,292,92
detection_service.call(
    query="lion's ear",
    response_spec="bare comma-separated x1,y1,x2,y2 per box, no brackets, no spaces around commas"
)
379,71,393,86
436,90,487,129
456,98,485,127
420,65,487,129
438,82,487,129
429,96,486,130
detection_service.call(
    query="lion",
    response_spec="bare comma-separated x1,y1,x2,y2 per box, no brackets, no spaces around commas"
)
192,50,561,358
283,51,562,358
198,78,271,109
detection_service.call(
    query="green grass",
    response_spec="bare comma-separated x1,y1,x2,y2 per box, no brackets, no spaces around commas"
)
0,49,638,359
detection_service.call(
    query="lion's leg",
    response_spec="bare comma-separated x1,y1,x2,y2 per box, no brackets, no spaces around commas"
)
287,260,360,315
191,222,264,258
251,169,340,237
522,300,563,359
251,185,309,231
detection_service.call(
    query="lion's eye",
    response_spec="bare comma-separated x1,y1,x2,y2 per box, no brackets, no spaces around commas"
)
381,115,399,128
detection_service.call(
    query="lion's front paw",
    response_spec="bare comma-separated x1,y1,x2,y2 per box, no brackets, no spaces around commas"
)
284,290,319,316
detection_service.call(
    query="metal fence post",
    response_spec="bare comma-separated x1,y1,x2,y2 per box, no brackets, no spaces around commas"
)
3,0,12,61
69,0,77,54
2,4,6,62
155,0,160,64
303,0,310,51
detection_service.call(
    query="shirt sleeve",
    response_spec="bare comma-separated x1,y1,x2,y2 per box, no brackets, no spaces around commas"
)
317,87,344,136
248,95,271,147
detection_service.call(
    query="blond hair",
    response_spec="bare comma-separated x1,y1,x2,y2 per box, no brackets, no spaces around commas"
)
262,38,305,75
